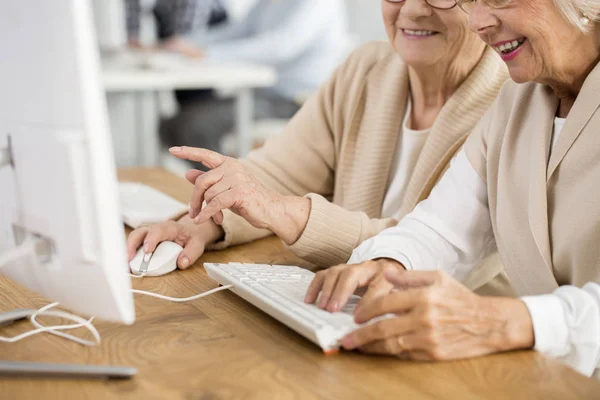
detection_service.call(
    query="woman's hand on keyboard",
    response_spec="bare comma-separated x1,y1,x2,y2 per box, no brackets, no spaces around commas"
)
339,269,534,361
169,146,311,245
304,259,406,313
126,216,223,269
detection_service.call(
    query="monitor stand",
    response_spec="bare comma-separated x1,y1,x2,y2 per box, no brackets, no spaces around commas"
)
0,360,136,379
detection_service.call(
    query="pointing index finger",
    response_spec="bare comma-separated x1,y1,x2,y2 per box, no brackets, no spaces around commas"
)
170,147,228,169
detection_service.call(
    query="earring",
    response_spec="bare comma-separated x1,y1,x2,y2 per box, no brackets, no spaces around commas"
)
581,15,590,25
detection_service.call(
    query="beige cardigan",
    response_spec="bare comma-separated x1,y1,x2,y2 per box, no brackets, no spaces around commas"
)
464,60,600,296
212,42,509,269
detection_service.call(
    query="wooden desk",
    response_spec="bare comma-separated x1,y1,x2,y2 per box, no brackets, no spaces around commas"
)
1,168,599,400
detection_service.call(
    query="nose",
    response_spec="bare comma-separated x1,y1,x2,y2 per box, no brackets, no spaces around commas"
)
401,0,433,19
469,2,499,36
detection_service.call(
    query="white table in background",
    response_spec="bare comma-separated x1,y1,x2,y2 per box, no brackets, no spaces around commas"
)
103,57,277,166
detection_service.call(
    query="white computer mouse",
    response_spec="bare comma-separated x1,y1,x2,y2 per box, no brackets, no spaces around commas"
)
129,241,183,277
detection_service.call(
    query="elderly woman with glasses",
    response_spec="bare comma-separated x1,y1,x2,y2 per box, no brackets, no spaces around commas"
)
128,0,511,294
307,0,600,380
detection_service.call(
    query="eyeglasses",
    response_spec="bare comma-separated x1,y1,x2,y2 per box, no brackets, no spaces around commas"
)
384,0,457,11
455,0,511,14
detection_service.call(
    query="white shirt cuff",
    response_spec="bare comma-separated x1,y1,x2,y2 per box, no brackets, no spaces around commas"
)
520,294,570,358
348,248,415,271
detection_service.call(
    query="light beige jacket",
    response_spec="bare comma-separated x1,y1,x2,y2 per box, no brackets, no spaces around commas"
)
464,61,600,296
211,42,511,293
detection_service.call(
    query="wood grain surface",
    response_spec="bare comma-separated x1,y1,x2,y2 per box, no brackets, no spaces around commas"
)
0,168,598,399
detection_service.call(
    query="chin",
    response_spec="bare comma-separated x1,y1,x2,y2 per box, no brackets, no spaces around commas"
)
399,53,439,69
507,68,533,84
395,45,440,66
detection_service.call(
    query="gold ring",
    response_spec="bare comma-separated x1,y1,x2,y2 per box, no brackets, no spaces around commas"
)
397,336,404,350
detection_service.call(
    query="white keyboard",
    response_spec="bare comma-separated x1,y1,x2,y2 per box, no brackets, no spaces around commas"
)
204,263,365,354
119,182,188,229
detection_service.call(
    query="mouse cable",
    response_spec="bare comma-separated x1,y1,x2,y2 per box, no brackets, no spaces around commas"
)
131,284,233,302
0,302,100,346
0,281,233,346
129,272,233,302
0,263,231,346
0,238,100,346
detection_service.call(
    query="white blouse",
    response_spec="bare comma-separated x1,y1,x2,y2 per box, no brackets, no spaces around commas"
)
349,118,600,378
381,98,430,220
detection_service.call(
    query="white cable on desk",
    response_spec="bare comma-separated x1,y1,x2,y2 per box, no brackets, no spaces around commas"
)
0,240,99,345
0,302,100,346
131,284,233,302
1,241,231,345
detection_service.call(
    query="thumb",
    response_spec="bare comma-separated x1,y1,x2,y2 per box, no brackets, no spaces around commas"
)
177,237,206,270
384,269,437,290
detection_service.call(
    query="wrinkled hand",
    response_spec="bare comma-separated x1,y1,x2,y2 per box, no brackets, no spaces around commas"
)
126,217,213,270
170,146,285,232
341,270,535,361
304,259,406,312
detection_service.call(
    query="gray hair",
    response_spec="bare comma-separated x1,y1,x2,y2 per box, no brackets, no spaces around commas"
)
554,0,600,32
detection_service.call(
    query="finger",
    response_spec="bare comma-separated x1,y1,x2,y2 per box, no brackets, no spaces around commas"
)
357,337,406,356
357,333,433,359
143,221,181,253
304,271,327,304
169,147,228,169
189,169,224,219
341,315,415,350
212,211,225,225
203,179,233,205
185,169,204,185
126,227,149,260
393,329,466,361
354,289,425,324
358,277,395,309
177,237,205,270
194,191,238,225
317,268,347,309
384,269,439,290
326,262,384,312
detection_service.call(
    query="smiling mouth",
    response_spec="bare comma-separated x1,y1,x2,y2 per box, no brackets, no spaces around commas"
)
493,38,526,55
401,29,439,37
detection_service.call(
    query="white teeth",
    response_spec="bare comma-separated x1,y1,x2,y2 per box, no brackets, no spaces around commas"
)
494,39,525,54
404,29,435,36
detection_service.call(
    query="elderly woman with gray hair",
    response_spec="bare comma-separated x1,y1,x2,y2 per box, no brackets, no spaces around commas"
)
306,0,600,379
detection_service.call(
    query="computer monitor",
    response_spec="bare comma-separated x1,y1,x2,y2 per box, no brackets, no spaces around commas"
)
0,0,135,324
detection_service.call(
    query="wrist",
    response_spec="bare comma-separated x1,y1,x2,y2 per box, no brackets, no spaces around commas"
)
373,258,407,271
197,219,225,246
179,214,224,245
269,195,311,245
480,296,535,352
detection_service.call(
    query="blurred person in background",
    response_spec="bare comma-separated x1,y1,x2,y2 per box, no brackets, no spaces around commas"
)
160,0,349,153
125,0,227,58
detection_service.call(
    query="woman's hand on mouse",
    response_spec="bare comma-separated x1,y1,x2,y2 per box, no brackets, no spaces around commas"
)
169,146,311,245
126,215,223,270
